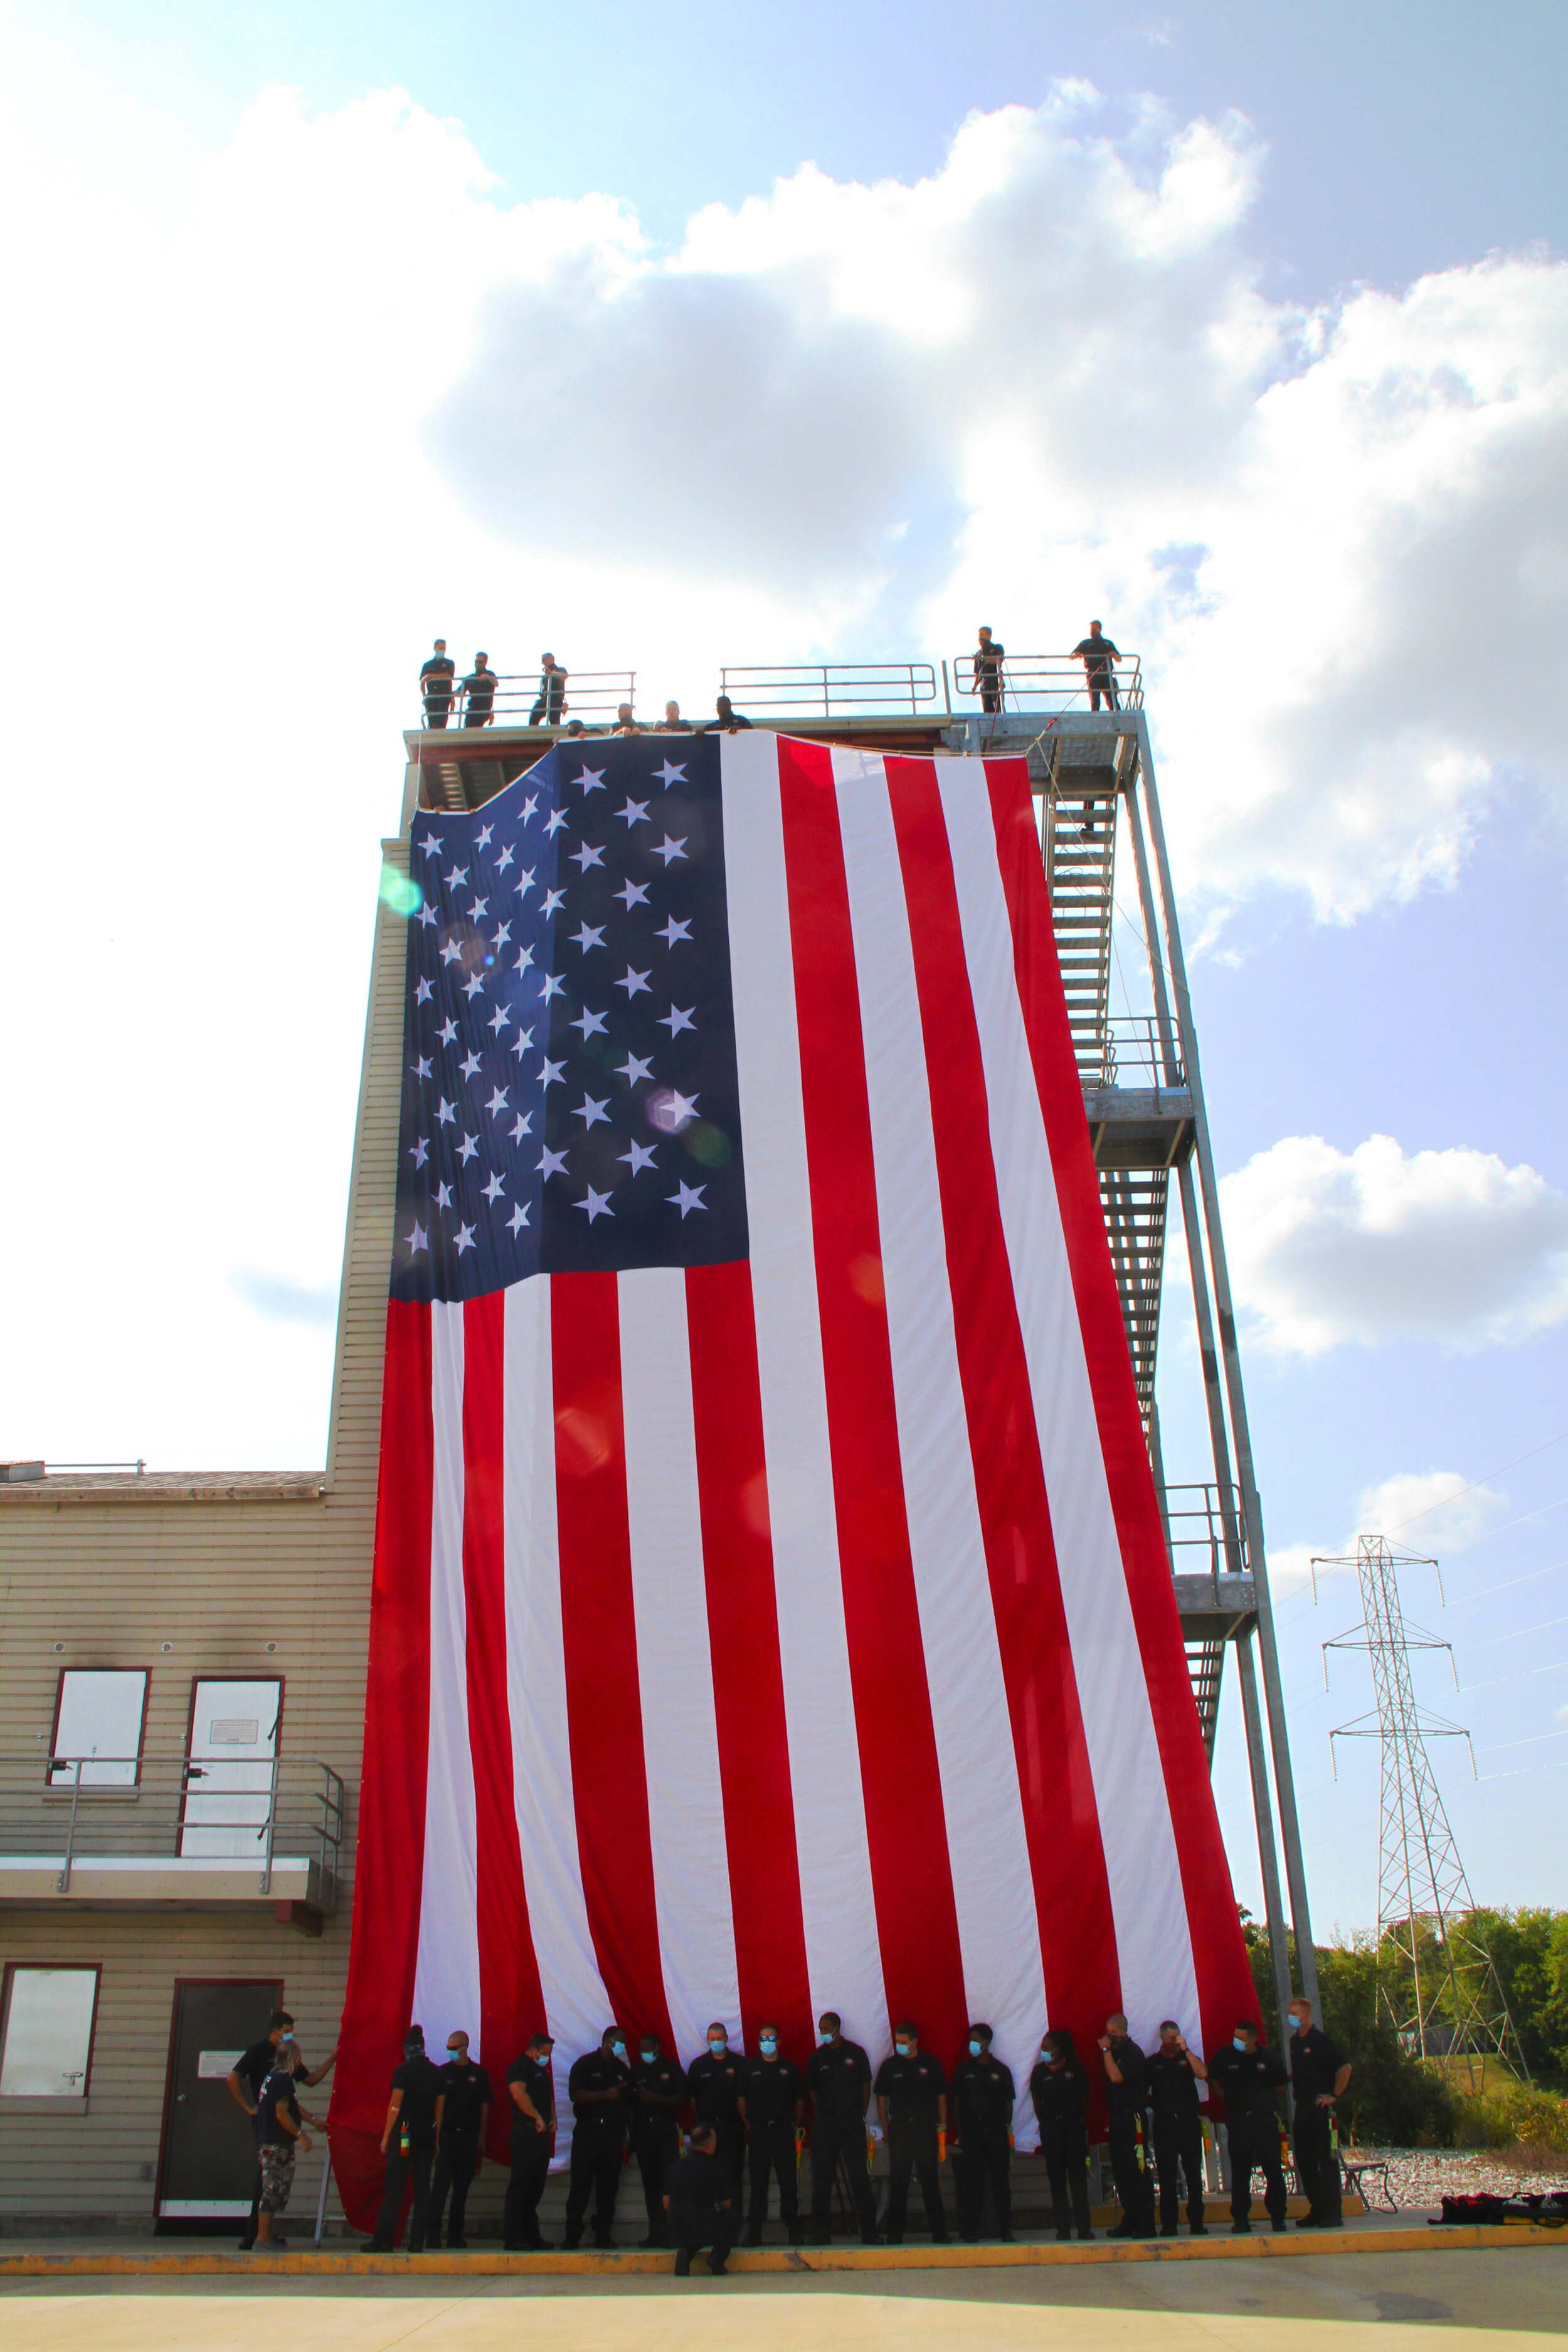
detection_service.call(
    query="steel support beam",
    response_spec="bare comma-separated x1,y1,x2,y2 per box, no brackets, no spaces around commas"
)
1133,719,1320,2013
1237,1629,1296,2055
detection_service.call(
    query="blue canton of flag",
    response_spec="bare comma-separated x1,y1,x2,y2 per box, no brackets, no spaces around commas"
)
391,734,748,1302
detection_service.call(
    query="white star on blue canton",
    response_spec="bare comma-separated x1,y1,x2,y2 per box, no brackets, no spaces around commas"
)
653,835,687,867
455,1222,476,1254
521,794,539,823
445,864,469,888
570,1006,609,1040
410,1137,429,1167
437,1098,457,1126
510,1029,533,1060
545,808,569,836
573,1094,611,1128
617,1052,655,1084
543,887,566,916
416,977,433,1004
492,921,511,949
508,1202,529,1235
514,867,536,896
460,1050,482,1079
489,1004,512,1034
509,1113,532,1142
482,1172,505,1204
514,945,534,974
576,766,607,793
462,973,485,1000
540,973,567,1002
619,1140,658,1175
436,1180,453,1209
416,903,437,928
655,760,686,788
571,921,606,951
438,1017,458,1044
540,1057,566,1088
440,938,464,967
617,797,650,827
486,1085,509,1115
569,840,607,871
576,1186,614,1222
418,834,444,859
539,1146,569,1178
405,1221,429,1252
668,1182,707,1218
477,823,494,848
469,896,488,919
411,1054,432,1079
665,1088,699,1126
615,879,650,909
616,966,651,998
459,1132,479,1163
658,915,692,947
659,1005,696,1037
495,845,514,873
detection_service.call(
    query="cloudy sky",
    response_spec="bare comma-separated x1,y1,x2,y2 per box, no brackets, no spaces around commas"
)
3,0,1564,1942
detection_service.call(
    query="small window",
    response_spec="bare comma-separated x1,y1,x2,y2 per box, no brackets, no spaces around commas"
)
0,1966,101,2096
49,1669,149,1788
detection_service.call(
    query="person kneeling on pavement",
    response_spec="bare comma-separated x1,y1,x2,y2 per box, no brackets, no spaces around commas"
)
664,2122,738,2276
253,2055,315,2250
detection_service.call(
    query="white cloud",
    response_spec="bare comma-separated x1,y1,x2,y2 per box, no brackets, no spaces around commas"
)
1220,1135,1568,1357
1267,1471,1508,1593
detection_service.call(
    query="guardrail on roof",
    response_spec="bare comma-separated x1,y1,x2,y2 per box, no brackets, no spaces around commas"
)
952,652,1143,711
717,663,940,718
417,670,637,731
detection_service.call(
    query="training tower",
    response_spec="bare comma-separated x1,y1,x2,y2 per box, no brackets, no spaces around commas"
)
412,650,1320,2043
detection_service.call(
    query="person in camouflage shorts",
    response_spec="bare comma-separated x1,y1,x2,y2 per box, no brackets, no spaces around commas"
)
253,2058,312,2250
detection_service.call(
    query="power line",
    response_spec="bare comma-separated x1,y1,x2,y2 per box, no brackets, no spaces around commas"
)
1381,1431,1568,1535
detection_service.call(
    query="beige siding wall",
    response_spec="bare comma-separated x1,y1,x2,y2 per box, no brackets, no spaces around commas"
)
0,813,413,2223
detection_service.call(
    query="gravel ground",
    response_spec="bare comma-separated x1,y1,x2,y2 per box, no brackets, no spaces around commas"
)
1352,2146,1567,2211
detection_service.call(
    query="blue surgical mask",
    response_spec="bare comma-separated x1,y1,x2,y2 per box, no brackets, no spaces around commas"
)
760,2037,778,2056
708,2037,727,2055
1232,2035,1248,2052
818,2030,833,2046
640,2045,658,2063
895,2041,911,2057
968,2039,983,2058
611,2040,627,2059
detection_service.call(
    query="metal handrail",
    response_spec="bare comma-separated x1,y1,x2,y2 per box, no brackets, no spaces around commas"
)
1099,1015,1186,1088
952,652,1143,711
4,1754,344,1904
718,664,938,718
1163,1483,1249,1579
417,670,637,732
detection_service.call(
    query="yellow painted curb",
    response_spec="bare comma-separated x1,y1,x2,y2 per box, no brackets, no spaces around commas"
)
0,2225,1563,2279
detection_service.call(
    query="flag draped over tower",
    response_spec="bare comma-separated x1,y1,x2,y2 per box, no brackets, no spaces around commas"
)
329,729,1256,2221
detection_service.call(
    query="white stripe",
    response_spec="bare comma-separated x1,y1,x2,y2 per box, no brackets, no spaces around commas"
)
411,1299,482,2052
503,1274,610,2126
938,765,1202,2049
618,1267,744,2063
832,747,1051,2142
719,730,889,2062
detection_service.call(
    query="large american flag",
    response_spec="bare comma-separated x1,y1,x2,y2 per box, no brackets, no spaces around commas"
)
330,729,1256,2218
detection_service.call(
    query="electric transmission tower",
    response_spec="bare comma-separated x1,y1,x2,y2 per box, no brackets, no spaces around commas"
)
1316,1535,1527,2088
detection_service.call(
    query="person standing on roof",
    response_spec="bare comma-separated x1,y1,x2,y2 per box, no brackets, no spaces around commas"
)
420,640,456,729
529,654,566,726
1071,621,1121,712
975,627,1005,714
462,653,497,728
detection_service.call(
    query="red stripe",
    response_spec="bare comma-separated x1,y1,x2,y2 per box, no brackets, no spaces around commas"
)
551,1269,675,2048
775,736,969,2060
884,755,1121,2063
983,758,1257,2058
462,1290,548,2153
330,1299,433,2228
685,1259,814,2054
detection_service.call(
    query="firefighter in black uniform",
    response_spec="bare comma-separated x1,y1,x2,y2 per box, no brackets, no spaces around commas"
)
1148,2021,1208,2237
1098,2012,1155,2237
419,640,455,728
737,2025,807,2244
430,2028,490,2248
631,2031,686,2247
804,2011,879,2245
563,2026,631,2248
1029,2029,1093,2240
502,2032,555,2250
873,2025,950,2244
1207,2021,1289,2233
1288,1998,1351,2227
948,2022,1015,2242
686,2023,745,2188
365,2027,444,2252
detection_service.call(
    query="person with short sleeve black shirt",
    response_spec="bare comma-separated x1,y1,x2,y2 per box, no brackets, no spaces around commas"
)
664,2123,738,2275
1207,2021,1288,2231
1288,1998,1351,2227
631,2032,687,2247
420,641,455,728
461,654,497,728
529,654,566,726
226,2011,335,2252
686,2022,745,2181
502,2033,556,2249
564,2028,631,2248
1148,2021,1208,2236
1030,2030,1093,2239
949,2023,1015,2241
366,2028,445,2252
1072,622,1122,712
430,2030,490,2249
804,2011,878,2244
1099,2012,1155,2237
737,2026,807,2243
873,2026,950,2243
975,627,1005,714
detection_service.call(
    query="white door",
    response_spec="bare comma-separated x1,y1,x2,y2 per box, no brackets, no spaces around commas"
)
179,1680,282,1858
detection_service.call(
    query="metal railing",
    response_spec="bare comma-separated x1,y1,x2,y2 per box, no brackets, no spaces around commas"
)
718,664,939,717
418,670,637,732
3,1754,344,1904
1163,1484,1249,1579
1100,1015,1185,1088
953,652,1143,711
